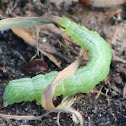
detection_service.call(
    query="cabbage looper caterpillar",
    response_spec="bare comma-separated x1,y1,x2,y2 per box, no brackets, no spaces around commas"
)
3,17,112,107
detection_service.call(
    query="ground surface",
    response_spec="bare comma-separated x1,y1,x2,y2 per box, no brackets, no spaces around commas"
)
0,0,126,126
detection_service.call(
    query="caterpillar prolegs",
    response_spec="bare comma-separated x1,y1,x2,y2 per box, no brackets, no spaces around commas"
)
3,17,112,107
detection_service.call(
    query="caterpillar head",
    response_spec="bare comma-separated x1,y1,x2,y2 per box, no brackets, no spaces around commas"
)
59,17,71,28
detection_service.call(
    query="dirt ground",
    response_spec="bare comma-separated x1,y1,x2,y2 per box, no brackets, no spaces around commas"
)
0,0,126,126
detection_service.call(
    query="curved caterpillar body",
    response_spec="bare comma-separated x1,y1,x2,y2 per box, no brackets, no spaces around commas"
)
3,17,112,107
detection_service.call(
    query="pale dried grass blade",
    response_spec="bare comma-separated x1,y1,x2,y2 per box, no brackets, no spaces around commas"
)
41,57,82,110
41,49,84,111
0,107,83,126
0,17,53,31
52,107,83,126
0,113,41,120
57,112,61,126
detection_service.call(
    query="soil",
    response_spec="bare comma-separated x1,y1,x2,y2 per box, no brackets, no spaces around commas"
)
0,0,126,126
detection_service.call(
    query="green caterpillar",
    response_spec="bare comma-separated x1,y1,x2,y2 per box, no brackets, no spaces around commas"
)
3,17,112,107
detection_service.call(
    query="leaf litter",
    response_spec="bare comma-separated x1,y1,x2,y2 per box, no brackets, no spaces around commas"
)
0,0,126,126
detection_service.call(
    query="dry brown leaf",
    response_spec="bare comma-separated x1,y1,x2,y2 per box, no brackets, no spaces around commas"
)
11,28,61,67
41,49,84,111
12,28,35,46
39,49,61,67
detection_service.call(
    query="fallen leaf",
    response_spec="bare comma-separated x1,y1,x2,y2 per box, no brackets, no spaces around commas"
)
11,28,61,67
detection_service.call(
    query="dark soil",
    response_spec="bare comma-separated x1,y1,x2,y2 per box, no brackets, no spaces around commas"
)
0,0,126,126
